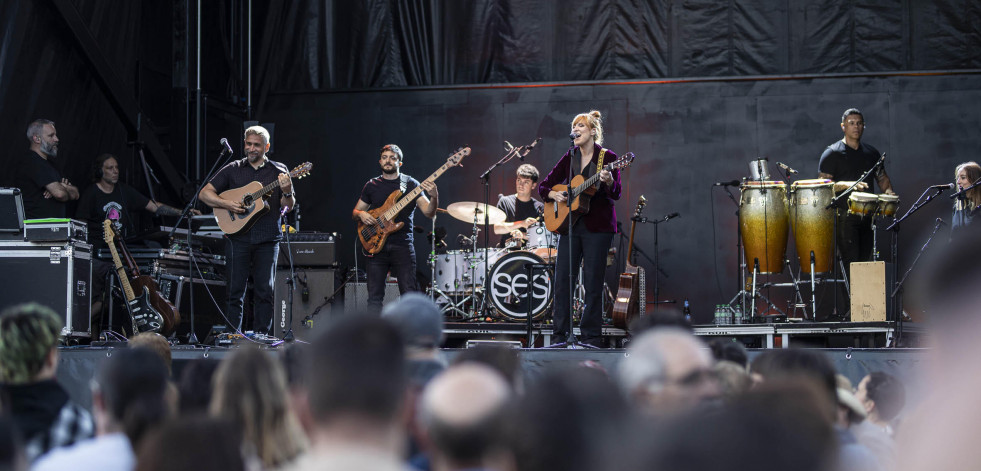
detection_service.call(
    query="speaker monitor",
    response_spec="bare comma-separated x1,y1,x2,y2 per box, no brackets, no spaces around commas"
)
273,268,337,340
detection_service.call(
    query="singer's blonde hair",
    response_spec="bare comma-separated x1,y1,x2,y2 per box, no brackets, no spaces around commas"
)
572,110,604,146
954,161,981,210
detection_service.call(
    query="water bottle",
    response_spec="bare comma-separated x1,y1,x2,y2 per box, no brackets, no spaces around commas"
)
715,305,724,325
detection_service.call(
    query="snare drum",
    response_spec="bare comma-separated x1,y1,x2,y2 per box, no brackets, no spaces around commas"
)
877,194,900,217
486,251,553,321
847,192,879,217
739,181,789,274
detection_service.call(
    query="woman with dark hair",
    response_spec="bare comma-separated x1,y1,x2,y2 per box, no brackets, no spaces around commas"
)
952,161,981,235
33,347,171,471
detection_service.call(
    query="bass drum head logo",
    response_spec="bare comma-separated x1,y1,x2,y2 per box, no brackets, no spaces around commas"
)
487,252,552,320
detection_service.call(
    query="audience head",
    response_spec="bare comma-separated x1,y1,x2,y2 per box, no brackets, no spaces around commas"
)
304,315,407,428
451,344,522,392
381,293,445,351
177,358,219,415
617,328,717,415
93,347,170,448
0,303,63,384
418,364,513,470
834,374,867,427
209,347,306,468
128,333,172,377
628,308,692,334
136,417,244,471
708,338,749,368
751,349,838,422
855,372,905,423
713,360,751,398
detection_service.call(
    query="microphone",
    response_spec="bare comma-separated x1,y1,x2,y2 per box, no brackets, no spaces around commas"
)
504,141,514,152
569,132,580,141
775,162,799,175
663,212,680,221
937,217,947,227
713,180,741,187
219,138,233,155
930,183,955,190
280,205,289,217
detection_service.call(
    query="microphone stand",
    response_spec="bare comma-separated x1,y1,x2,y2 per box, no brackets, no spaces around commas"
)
885,184,949,345
478,143,523,317
634,214,679,311
719,183,746,320
949,176,981,200
551,139,584,349
168,145,234,345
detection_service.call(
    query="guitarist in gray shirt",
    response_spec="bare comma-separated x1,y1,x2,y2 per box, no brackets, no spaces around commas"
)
353,144,438,314
199,126,295,336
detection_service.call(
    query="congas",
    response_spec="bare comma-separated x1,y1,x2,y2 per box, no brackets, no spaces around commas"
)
878,194,900,217
486,251,553,321
739,181,789,274
790,179,835,274
847,192,879,217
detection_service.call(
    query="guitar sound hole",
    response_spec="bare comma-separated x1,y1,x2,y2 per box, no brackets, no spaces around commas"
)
242,195,254,206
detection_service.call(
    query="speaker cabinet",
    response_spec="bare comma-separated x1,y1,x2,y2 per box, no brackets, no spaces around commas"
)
850,261,890,322
157,274,227,343
273,268,338,340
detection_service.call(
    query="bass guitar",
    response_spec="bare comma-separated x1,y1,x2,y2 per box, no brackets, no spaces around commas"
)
358,147,470,255
102,220,179,335
612,196,647,329
214,162,313,235
543,152,635,234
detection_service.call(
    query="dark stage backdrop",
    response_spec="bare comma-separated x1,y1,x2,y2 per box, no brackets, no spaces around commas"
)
263,72,981,322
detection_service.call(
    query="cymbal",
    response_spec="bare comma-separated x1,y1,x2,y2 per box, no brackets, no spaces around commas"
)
445,201,506,225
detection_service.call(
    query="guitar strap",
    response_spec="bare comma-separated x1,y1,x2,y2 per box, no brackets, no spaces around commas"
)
399,173,409,194
596,148,607,172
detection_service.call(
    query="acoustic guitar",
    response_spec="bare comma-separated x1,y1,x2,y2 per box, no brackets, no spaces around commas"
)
612,196,647,329
358,147,470,255
542,152,635,234
214,162,313,235
102,220,180,335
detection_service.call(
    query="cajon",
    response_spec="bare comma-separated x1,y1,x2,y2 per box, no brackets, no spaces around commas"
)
850,261,886,322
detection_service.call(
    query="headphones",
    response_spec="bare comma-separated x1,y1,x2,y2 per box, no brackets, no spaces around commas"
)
93,154,115,182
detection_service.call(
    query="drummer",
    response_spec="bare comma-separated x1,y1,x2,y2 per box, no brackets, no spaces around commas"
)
494,163,544,248
818,108,896,265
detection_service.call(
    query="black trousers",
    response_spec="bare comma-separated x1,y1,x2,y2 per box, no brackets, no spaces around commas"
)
226,238,279,334
366,241,418,314
552,223,612,342
837,211,875,267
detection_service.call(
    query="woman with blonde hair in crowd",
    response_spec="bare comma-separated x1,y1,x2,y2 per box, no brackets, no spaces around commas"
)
209,348,307,470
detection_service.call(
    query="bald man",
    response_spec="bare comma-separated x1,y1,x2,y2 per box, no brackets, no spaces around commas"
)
418,364,514,471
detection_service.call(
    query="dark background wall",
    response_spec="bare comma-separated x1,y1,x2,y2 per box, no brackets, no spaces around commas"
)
1,0,980,322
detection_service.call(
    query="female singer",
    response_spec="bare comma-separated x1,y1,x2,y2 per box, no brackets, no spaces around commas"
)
539,110,621,348
952,161,981,235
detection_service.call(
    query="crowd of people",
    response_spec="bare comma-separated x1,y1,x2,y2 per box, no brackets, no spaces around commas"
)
3,227,981,471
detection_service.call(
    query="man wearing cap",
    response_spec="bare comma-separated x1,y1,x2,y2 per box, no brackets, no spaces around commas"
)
381,292,446,387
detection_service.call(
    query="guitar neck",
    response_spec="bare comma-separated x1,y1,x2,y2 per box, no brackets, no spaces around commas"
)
572,162,613,197
382,165,448,220
107,243,137,301
627,220,638,265
248,178,284,202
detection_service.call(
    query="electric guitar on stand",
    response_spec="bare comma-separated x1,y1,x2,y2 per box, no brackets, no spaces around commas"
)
358,146,470,255
612,196,647,329
543,152,636,234
214,162,313,235
103,220,177,335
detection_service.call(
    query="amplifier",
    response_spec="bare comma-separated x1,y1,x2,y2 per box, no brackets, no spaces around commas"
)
273,268,338,340
157,273,227,342
0,188,25,240
0,241,92,338
278,234,337,267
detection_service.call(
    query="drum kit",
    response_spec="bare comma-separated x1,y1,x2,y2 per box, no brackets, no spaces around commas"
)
729,158,900,321
428,201,556,321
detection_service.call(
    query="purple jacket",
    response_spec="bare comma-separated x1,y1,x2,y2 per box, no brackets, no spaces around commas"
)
538,142,622,233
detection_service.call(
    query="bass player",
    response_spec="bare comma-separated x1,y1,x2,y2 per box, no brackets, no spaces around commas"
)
199,125,295,337
539,110,621,348
353,144,438,314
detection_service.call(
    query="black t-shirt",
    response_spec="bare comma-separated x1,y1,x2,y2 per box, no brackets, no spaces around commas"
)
496,194,544,247
359,174,424,245
819,140,884,208
208,157,290,244
76,183,151,249
14,151,65,219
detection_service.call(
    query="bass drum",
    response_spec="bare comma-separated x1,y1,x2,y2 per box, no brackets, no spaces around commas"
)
486,251,553,321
